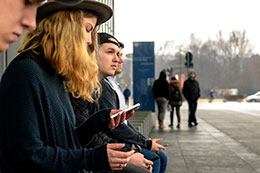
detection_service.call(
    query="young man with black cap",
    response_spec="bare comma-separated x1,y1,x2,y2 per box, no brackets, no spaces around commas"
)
0,1,136,172
0,0,43,52
99,35,168,173
70,33,153,173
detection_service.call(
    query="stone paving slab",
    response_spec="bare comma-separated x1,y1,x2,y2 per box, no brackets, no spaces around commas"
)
149,108,260,173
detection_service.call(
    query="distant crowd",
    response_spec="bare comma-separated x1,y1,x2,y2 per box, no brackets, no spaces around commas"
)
152,70,200,129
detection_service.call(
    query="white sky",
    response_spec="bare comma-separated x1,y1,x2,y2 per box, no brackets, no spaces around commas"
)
114,0,260,54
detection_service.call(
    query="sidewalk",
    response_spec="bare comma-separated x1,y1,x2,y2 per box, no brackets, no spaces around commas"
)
149,105,260,173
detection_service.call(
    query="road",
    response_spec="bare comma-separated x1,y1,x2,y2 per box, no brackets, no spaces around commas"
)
149,102,260,173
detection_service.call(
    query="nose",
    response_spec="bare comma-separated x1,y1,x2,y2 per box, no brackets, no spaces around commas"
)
119,55,123,64
86,38,92,45
114,54,119,63
21,6,38,31
86,35,92,45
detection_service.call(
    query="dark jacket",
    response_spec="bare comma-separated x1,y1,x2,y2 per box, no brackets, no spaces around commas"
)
0,51,110,173
71,78,152,150
182,78,200,102
169,80,182,106
99,78,152,150
152,71,169,99
70,79,118,148
98,79,119,111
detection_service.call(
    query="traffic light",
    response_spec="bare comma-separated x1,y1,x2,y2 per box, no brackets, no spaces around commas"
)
185,52,193,68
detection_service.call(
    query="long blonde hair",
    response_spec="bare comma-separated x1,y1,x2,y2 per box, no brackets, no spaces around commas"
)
18,10,100,102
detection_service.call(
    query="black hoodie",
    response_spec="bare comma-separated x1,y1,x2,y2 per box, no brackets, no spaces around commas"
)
152,71,169,99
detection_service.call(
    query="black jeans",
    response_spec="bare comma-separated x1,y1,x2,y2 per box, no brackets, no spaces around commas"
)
170,105,181,125
188,101,198,124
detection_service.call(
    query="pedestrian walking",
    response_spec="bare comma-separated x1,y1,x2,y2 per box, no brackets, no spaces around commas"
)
209,89,214,103
182,71,200,127
152,70,169,129
168,77,183,128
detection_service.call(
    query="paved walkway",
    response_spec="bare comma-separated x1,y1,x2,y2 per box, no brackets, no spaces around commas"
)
149,106,260,173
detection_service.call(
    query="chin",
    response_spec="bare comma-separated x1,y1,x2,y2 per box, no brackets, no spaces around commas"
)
0,43,9,52
107,72,115,76
115,70,122,74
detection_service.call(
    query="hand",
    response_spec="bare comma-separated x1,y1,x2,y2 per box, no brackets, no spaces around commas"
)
125,109,135,120
151,138,165,153
107,143,134,170
108,109,135,129
147,164,153,172
129,153,153,171
109,110,126,129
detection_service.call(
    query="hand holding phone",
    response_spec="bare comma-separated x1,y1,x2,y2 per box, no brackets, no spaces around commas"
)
110,103,140,119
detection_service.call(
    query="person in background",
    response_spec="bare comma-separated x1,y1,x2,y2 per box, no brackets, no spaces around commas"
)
123,84,131,106
209,89,214,103
182,71,200,127
152,70,169,129
168,77,183,128
0,1,134,172
0,0,43,52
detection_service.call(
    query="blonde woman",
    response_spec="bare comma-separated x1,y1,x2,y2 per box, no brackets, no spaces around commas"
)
0,0,134,172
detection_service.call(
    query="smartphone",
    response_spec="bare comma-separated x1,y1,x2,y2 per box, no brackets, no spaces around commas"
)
110,103,140,119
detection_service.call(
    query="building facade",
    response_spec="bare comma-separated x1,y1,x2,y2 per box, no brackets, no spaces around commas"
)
97,0,114,35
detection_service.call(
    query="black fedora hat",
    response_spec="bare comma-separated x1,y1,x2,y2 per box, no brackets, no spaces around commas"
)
37,0,113,25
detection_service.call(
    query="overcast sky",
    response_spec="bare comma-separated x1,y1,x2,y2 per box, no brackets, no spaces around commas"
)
114,0,260,54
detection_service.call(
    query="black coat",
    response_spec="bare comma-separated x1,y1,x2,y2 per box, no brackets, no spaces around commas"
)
152,71,169,99
182,78,200,102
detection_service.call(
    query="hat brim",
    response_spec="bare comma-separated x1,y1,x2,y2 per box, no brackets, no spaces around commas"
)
37,0,113,25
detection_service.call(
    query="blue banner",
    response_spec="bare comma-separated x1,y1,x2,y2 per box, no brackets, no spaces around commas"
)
133,42,155,111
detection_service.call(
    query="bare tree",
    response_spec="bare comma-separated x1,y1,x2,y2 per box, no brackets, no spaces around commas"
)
155,41,176,77
173,30,258,97
215,30,253,59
